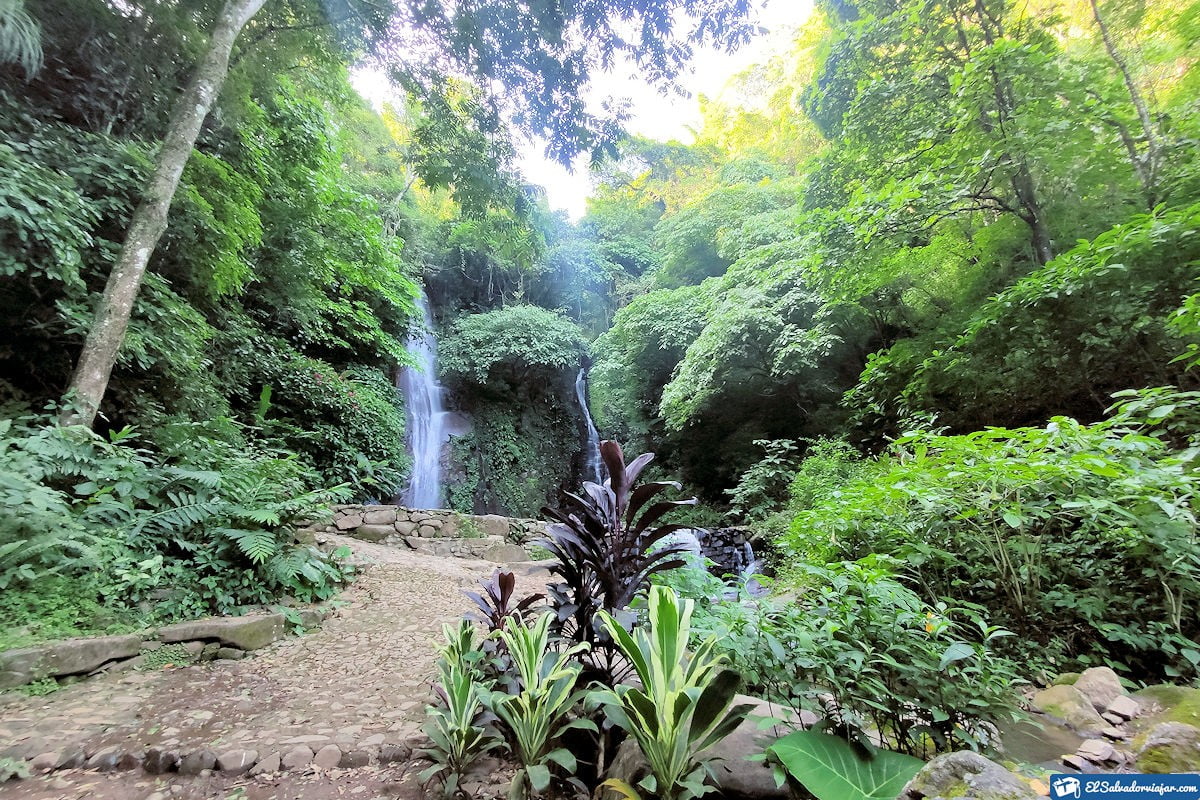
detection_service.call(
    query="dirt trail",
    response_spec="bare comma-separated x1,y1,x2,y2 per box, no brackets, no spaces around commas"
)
0,535,522,800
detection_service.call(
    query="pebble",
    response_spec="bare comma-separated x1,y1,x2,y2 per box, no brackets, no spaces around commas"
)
282,745,314,770
216,748,258,775
248,751,281,775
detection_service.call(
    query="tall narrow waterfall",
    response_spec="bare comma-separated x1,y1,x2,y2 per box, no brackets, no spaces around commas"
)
398,293,449,508
575,368,602,484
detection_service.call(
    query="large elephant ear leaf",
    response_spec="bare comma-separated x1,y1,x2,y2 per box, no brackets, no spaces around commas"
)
767,730,924,800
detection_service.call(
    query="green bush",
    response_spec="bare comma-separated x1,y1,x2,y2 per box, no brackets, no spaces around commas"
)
0,414,354,631
699,560,1021,758
780,396,1200,679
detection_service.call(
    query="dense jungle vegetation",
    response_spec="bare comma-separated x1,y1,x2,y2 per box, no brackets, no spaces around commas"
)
2,0,1199,715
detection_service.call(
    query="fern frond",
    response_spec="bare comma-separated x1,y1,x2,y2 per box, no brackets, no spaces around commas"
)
221,527,278,564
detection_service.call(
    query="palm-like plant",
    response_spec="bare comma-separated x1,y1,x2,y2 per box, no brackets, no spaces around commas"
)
589,586,754,800
483,612,597,798
538,440,696,677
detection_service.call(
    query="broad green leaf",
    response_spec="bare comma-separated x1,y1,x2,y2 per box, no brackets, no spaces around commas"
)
767,730,924,800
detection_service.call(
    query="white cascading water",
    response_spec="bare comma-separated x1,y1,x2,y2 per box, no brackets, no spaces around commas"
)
398,292,449,508
575,368,602,484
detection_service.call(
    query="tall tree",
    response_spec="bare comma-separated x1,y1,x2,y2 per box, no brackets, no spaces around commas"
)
60,0,266,426
58,0,760,427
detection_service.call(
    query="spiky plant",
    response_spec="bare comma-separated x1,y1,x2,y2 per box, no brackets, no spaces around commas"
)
538,440,696,681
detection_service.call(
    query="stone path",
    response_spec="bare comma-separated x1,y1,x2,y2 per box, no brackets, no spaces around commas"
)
0,535,533,800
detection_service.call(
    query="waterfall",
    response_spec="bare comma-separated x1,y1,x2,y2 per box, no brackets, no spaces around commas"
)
575,368,602,484
398,292,449,508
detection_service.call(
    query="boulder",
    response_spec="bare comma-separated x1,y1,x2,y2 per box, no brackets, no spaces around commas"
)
334,513,363,531
28,753,57,774
314,744,342,769
1133,685,1200,727
377,743,410,764
362,507,398,526
1052,672,1082,686
143,748,179,774
475,515,511,539
483,543,530,563
901,751,1038,800
0,634,144,687
1106,695,1140,720
1136,722,1200,773
86,746,123,771
339,749,370,768
1073,667,1124,713
0,648,45,689
352,525,393,543
1031,685,1108,736
157,613,285,651
437,515,459,537
1076,740,1116,764
45,634,142,677
395,520,418,536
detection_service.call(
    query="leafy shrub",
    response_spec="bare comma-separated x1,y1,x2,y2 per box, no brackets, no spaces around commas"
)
589,585,754,800
753,560,1022,757
482,613,595,799
539,440,695,681
419,621,502,797
0,414,353,625
780,403,1200,680
726,439,802,521
439,305,583,387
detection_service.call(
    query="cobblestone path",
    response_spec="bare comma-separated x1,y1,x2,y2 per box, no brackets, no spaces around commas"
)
0,535,525,800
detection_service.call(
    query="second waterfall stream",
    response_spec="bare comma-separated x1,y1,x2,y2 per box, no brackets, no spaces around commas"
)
575,368,602,484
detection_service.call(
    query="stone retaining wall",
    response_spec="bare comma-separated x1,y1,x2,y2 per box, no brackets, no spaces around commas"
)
0,610,323,691
300,505,547,563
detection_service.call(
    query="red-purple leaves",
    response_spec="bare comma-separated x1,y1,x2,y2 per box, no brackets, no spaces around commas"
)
465,569,545,634
538,440,696,667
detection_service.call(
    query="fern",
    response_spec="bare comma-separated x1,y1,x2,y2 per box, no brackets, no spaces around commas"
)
221,527,278,564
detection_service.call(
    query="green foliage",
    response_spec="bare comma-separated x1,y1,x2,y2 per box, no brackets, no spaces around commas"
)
419,621,503,797
137,643,197,671
482,613,595,799
0,756,28,782
726,439,803,522
0,414,353,622
589,585,754,800
767,729,924,800
755,560,1022,757
782,402,1200,680
440,306,583,387
877,203,1200,432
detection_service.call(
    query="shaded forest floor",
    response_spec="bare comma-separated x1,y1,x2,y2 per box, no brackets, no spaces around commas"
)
0,536,516,800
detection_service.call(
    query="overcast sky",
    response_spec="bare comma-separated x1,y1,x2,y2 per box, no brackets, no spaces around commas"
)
353,0,815,219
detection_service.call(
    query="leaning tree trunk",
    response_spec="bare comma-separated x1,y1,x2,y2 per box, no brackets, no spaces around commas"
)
59,0,269,428
1088,0,1163,207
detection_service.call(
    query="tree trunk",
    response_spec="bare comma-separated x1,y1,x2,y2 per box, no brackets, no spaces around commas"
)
59,0,269,428
1088,0,1162,207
